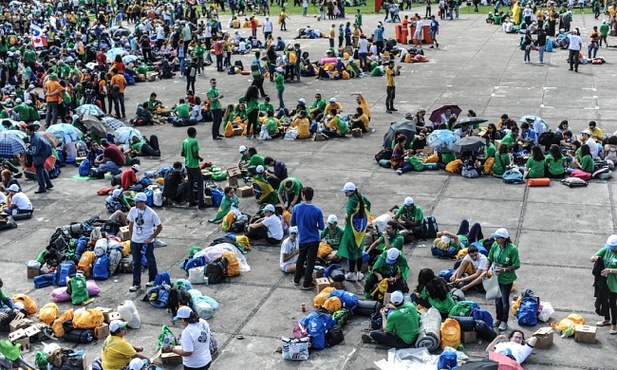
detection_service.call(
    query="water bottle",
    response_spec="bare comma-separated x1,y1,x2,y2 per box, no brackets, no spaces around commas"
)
203,277,209,285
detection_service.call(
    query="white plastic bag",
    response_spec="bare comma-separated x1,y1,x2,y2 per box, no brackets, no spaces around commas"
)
373,213,393,234
483,274,501,301
281,337,309,361
153,189,163,207
284,127,298,141
117,300,141,329
538,301,555,322
188,266,206,284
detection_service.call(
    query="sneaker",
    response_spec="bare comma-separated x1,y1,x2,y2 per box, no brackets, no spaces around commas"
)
391,108,398,112
356,272,365,281
145,281,155,287
129,285,140,292
493,320,501,328
345,272,357,281
396,169,403,175
498,322,508,331
293,280,300,286
301,283,316,290
361,334,376,344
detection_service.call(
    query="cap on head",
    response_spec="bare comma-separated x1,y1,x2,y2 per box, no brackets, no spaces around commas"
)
329,98,336,103
112,189,122,198
6,184,19,192
109,320,128,332
606,235,617,248
132,164,140,172
263,204,275,213
239,145,247,153
403,197,414,206
289,226,298,234
134,192,147,202
390,290,404,305
128,358,144,370
256,165,265,174
580,130,591,136
15,98,21,104
327,214,338,224
173,306,193,321
298,98,306,104
340,182,356,192
491,228,509,239
386,248,400,264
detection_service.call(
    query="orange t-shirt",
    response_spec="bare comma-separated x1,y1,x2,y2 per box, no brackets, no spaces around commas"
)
110,74,127,93
45,80,64,103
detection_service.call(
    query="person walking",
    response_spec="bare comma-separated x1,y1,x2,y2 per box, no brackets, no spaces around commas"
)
128,192,163,292
568,29,583,72
181,127,206,208
44,73,63,128
250,51,267,98
110,68,127,118
590,234,617,335
163,307,213,370
291,187,325,290
185,59,197,93
337,182,371,281
26,124,53,194
207,79,224,140
385,60,401,114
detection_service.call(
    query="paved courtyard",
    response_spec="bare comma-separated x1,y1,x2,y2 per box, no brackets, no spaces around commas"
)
2,7,617,370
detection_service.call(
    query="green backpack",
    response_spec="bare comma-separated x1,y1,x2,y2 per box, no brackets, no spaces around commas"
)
408,157,425,171
68,274,89,305
157,325,178,350
336,117,349,135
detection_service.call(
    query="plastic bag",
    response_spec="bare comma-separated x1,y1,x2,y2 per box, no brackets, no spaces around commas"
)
281,337,309,361
538,301,554,322
188,266,206,284
157,325,177,350
117,300,141,329
483,274,501,300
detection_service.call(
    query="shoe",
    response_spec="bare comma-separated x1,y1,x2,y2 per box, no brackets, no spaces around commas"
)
145,281,155,287
345,272,357,281
597,320,611,326
575,69,578,72
188,202,199,207
361,334,376,344
569,68,573,71
34,190,47,194
198,204,208,209
246,135,252,140
391,108,398,112
493,320,501,328
214,137,222,140
293,280,300,286
436,42,439,48
498,322,508,331
301,283,316,290
396,169,403,175
47,185,54,190
356,272,365,281
386,110,392,114
129,285,140,292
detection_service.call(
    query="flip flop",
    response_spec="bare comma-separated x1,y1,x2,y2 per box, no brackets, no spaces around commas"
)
610,330,617,335
597,321,610,326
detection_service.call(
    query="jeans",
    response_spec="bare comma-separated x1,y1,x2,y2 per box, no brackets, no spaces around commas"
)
130,241,157,286
359,52,368,71
179,57,186,75
252,76,266,97
293,241,319,287
524,48,530,62
588,43,598,59
568,49,580,71
386,86,396,111
495,282,513,322
247,109,260,136
276,87,285,109
211,108,222,139
186,166,204,204
538,45,545,63
34,164,52,192
100,160,120,175
46,101,59,127
186,77,196,93
216,54,223,71
396,162,414,173
369,330,414,348
113,93,125,117
456,219,484,243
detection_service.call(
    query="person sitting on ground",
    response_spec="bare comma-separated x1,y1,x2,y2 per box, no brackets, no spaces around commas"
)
349,107,370,133
95,139,125,175
246,147,265,175
524,145,545,179
362,290,419,348
120,164,141,191
259,97,275,116
279,226,299,273
569,143,594,173
163,161,188,205
102,320,149,370
449,244,488,293
587,120,604,143
246,204,284,245
2,184,33,217
209,186,239,223
106,188,131,214
263,110,281,139
364,248,410,300
309,93,327,121
277,177,303,212
497,114,517,133
454,122,473,138
486,331,537,364
320,214,344,262
130,136,160,157
0,169,20,193
579,129,599,159
252,165,279,204
393,197,424,241
291,109,311,139
0,277,25,326
365,221,404,267
324,97,343,117
413,268,456,319
322,109,347,138
135,102,161,126
146,93,163,112
544,144,566,178
190,97,204,122
410,131,428,155
264,156,288,190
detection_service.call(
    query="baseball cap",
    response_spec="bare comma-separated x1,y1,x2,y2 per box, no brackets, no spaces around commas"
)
403,197,414,206
132,164,140,172
386,248,400,264
256,165,265,174
390,290,404,305
173,306,193,321
341,182,356,192
275,67,284,73
109,320,128,332
15,98,21,104
128,358,144,370
263,204,275,213
580,130,591,135
134,192,147,203
289,226,298,234
72,114,80,121
239,145,247,153
32,121,41,126
6,184,19,192
491,228,509,239
28,84,35,90
327,214,338,224
606,235,617,248
329,98,336,103
112,189,122,198
298,98,306,104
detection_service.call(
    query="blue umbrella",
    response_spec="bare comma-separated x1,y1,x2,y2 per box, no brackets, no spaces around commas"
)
427,130,458,151
75,104,105,117
519,115,550,132
3,130,27,141
122,55,139,64
46,124,84,144
101,117,126,132
114,126,142,144
105,47,127,62
0,132,27,158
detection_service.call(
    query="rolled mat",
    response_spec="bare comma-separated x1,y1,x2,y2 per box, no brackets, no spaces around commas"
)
415,307,442,352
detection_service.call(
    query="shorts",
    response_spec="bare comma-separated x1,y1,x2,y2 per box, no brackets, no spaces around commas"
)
280,259,298,272
413,30,422,40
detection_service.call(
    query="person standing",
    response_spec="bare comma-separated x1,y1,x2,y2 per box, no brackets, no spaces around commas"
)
110,68,127,118
263,17,273,43
385,60,401,114
185,60,197,94
536,29,547,64
181,127,206,208
251,51,267,98
599,20,609,48
430,16,440,48
163,307,213,370
26,124,53,194
44,73,63,128
128,192,163,292
568,29,583,72
207,79,224,140
337,182,371,281
590,234,617,335
241,85,260,139
291,187,325,290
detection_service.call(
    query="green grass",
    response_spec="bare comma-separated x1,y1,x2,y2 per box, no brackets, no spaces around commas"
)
458,3,596,14
214,0,378,16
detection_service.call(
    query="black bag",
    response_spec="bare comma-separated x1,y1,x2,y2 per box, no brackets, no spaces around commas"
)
326,324,344,347
89,168,106,179
451,316,475,332
168,286,193,317
149,135,160,151
538,130,555,146
25,154,33,167
230,220,246,233
420,216,439,239
110,174,122,186
62,329,94,344
205,257,228,285
370,310,383,330
474,320,497,342
61,354,86,370
102,219,122,235
375,148,393,162
353,300,382,317
329,268,345,282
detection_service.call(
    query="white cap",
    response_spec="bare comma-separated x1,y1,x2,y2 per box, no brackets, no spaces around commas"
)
606,235,617,248
289,226,298,234
131,164,140,172
491,228,509,239
109,320,128,332
256,165,265,174
28,84,35,90
6,184,19,192
128,359,144,370
386,248,400,264
390,290,404,305
32,121,41,126
239,145,247,153
263,204,275,212
134,192,147,202
580,130,591,135
72,114,80,121
341,182,356,192
298,98,306,104
329,98,336,103
112,189,122,198
403,197,414,206
173,306,193,320
327,214,338,224
441,235,451,244
15,98,21,104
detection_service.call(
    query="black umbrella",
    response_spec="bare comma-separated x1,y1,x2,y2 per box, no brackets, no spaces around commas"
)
382,120,416,147
452,117,488,129
452,136,486,153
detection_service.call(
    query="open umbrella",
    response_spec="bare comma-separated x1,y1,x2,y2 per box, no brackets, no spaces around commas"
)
429,104,462,125
81,115,110,138
122,55,139,64
114,127,142,144
452,117,488,129
519,115,550,132
427,130,458,151
46,124,84,144
0,119,21,130
39,132,61,147
105,47,127,62
0,132,27,158
382,120,416,147
101,117,126,132
452,136,486,153
3,130,27,141
75,104,105,117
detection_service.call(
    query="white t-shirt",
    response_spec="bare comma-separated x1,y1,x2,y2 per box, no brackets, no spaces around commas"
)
180,319,212,368
279,236,299,268
523,8,533,17
156,26,164,40
127,206,161,243
358,39,368,53
463,253,487,272
586,137,598,159
503,22,513,33
262,214,284,240
569,34,582,50
494,341,533,364
415,20,424,34
264,20,273,32
191,105,203,121
11,192,32,211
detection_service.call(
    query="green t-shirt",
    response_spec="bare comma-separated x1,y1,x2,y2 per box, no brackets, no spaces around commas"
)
501,132,517,147
193,45,205,58
484,143,496,158
600,23,609,37
274,73,285,90
241,96,259,114
376,232,404,252
208,87,222,110
310,98,327,112
259,102,275,115
248,154,265,168
266,118,278,134
487,242,521,284
544,154,565,176
278,177,303,195
594,247,617,293
580,154,594,173
175,103,190,119
385,302,419,344
525,157,545,178
420,286,456,314
24,49,36,63
181,137,200,168
492,153,510,176
395,205,423,224
321,226,344,248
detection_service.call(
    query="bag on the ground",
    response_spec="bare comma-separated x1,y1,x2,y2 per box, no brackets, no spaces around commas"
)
56,261,76,286
117,300,141,329
281,337,310,361
143,285,170,308
63,328,95,344
68,275,90,305
38,302,59,325
12,294,37,315
325,324,344,347
221,251,241,277
91,254,110,280
421,215,439,239
503,168,524,184
73,309,104,329
475,319,497,341
205,256,228,284
517,296,539,326
440,318,461,350
561,176,588,187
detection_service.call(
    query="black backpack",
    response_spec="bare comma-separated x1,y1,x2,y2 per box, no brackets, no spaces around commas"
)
420,216,439,239
205,257,228,285
326,324,344,347
538,130,555,146
168,286,193,317
62,329,95,344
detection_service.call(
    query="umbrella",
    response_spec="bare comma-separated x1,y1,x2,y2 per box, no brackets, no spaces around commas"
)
519,115,550,132
429,104,462,125
452,136,486,153
114,127,142,144
105,47,127,62
101,117,126,132
81,115,110,138
0,119,21,130
39,132,61,147
452,117,488,129
122,55,139,64
427,130,458,151
109,27,131,38
382,120,415,148
75,104,105,117
0,132,27,157
3,130,27,141
46,124,84,144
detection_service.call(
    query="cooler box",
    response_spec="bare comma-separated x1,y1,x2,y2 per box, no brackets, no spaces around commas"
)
395,25,408,44
422,25,433,44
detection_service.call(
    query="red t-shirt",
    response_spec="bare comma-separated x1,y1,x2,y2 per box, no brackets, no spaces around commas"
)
104,144,125,166
121,169,137,190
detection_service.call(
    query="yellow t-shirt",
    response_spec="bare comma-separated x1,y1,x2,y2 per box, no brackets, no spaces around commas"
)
325,102,342,116
589,127,604,141
329,27,335,39
327,115,343,134
385,66,395,87
357,97,371,119
357,114,370,131
292,117,311,139
101,335,137,370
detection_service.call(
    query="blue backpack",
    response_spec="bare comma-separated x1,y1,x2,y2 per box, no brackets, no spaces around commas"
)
471,307,494,329
298,312,336,350
328,290,359,311
144,285,170,308
154,271,171,286
502,169,524,184
432,245,457,258
33,273,57,289
517,297,539,326
74,237,89,260
183,256,206,273
56,261,76,286
211,188,224,207
437,350,458,370
78,159,91,177
92,254,110,280
143,188,154,207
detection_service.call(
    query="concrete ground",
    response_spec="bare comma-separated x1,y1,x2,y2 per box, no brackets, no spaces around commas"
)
2,7,617,370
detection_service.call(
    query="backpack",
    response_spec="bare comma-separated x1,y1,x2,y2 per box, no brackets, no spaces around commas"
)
143,285,170,308
158,325,178,350
12,294,37,315
63,329,95,344
440,318,461,350
328,290,359,311
39,302,59,325
221,251,241,277
67,274,90,305
421,216,438,239
570,169,592,181
561,176,588,187
475,319,497,342
331,309,352,327
538,130,555,146
154,271,172,286
108,248,123,275
593,166,612,180
78,159,90,177
110,84,120,98
502,168,524,184
517,296,539,326
335,116,349,135
605,145,617,162
471,307,494,329
34,273,57,289
91,254,110,280
298,312,336,350
168,286,193,317
409,156,425,171
205,256,228,284
437,350,458,370
103,219,122,236
56,261,76,286
325,324,344,347
375,148,393,162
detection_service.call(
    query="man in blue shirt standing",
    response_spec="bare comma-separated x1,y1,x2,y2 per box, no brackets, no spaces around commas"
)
291,187,325,290
26,124,53,194
374,22,384,56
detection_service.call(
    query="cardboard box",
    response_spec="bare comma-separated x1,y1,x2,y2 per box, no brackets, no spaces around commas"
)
203,196,213,207
227,167,242,178
23,325,42,343
311,268,324,281
331,280,345,290
574,325,597,344
351,128,363,138
137,74,146,82
161,353,183,365
533,327,554,349
238,185,253,197
9,328,31,352
9,318,31,332
119,226,130,241
233,127,244,136
461,331,477,344
27,266,40,279
95,307,114,322
108,312,122,323
315,277,333,293
95,324,109,340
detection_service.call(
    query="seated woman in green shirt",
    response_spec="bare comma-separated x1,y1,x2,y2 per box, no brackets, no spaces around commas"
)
544,144,566,178
492,143,511,177
320,214,344,261
413,268,456,319
364,248,410,300
570,143,594,173
524,145,545,179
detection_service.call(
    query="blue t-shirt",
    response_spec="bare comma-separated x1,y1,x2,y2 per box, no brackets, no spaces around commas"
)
290,202,325,244
374,27,384,42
